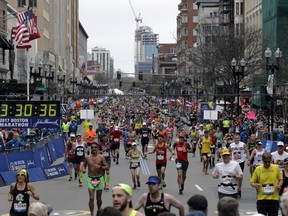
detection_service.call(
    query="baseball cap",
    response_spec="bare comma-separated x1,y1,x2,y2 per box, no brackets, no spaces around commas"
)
142,122,147,126
76,133,82,137
70,133,76,137
256,140,263,145
132,142,137,146
146,176,161,184
113,183,132,196
222,148,230,156
179,133,185,138
278,141,284,147
187,194,208,211
115,126,119,131
200,124,204,127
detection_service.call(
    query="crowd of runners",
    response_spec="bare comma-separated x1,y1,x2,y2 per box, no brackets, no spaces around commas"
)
6,96,288,216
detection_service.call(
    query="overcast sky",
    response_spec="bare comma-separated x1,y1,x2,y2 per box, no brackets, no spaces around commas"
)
79,0,179,73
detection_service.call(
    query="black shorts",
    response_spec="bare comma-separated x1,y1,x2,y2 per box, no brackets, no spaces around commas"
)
129,162,140,169
239,161,245,171
175,159,189,171
210,148,216,154
111,143,120,150
156,162,167,170
74,157,85,164
202,153,212,159
141,138,149,146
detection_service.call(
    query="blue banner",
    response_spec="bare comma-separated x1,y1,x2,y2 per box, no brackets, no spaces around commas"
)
48,141,57,162
200,103,212,116
0,174,5,187
0,117,61,129
33,146,50,168
43,163,68,179
53,138,65,158
0,154,8,172
7,151,36,171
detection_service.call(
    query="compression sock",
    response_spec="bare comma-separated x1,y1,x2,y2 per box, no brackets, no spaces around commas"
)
116,153,119,161
78,171,83,183
105,174,110,184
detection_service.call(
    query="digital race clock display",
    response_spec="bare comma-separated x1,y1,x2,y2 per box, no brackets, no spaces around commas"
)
0,101,60,117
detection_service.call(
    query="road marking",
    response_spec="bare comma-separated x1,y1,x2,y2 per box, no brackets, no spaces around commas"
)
195,184,203,191
139,157,151,175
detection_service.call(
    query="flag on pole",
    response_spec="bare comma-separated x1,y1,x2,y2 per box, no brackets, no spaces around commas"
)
80,63,87,79
11,10,40,49
185,101,192,108
266,74,274,96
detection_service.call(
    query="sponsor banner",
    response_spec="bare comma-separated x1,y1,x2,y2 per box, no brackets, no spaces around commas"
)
0,154,8,172
48,140,57,162
43,163,68,179
261,139,276,153
0,174,5,187
0,117,61,129
33,145,51,168
6,151,36,171
53,137,65,158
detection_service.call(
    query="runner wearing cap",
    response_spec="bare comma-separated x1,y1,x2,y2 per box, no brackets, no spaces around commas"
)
112,183,144,216
110,126,123,165
171,133,193,194
248,140,265,174
134,176,185,216
272,141,288,171
139,122,151,158
83,142,109,216
74,133,86,186
127,142,144,189
146,134,172,188
64,133,76,181
212,148,243,199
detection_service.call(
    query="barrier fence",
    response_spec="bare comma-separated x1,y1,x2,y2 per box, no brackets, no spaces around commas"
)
0,134,68,187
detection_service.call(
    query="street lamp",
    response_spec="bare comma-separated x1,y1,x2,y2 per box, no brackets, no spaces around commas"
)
231,58,246,116
265,47,282,135
70,77,77,95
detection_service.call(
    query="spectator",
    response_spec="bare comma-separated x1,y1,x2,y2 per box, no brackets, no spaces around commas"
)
28,202,53,216
217,197,239,216
186,194,208,216
5,133,26,152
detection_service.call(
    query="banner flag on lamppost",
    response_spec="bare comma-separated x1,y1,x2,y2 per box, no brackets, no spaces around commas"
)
11,10,40,49
266,74,274,96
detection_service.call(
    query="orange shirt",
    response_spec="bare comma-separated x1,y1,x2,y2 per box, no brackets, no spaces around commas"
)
85,129,96,143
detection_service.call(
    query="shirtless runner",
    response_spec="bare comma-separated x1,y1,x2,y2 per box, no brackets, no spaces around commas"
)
83,142,109,216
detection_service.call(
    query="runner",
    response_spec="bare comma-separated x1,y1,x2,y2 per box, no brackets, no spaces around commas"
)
127,142,144,189
110,126,123,165
215,127,223,161
200,130,212,174
171,133,193,194
139,122,151,158
98,134,112,190
248,140,265,174
146,134,173,188
64,133,76,181
134,176,185,216
189,126,197,157
84,125,97,155
8,168,40,216
112,183,144,216
74,133,86,187
83,142,109,216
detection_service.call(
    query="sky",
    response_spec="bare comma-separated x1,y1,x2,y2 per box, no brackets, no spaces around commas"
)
79,0,179,73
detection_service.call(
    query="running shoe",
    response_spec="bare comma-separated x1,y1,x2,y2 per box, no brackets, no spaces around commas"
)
133,185,137,189
116,161,119,165
137,181,141,187
179,189,183,195
68,177,73,181
104,183,109,190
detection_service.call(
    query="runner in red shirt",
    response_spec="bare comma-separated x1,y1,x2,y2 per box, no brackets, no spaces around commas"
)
171,133,193,195
110,126,123,165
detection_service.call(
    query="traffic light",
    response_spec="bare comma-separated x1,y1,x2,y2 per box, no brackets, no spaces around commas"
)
119,80,122,88
133,82,135,87
139,72,143,81
181,89,185,95
117,71,121,80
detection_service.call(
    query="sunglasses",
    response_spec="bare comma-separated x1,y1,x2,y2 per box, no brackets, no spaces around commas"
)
263,160,271,163
17,174,25,177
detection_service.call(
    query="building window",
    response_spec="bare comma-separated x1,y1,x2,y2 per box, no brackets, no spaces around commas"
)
193,3,198,10
236,3,240,15
18,0,26,7
29,0,37,8
193,16,198,23
182,15,188,23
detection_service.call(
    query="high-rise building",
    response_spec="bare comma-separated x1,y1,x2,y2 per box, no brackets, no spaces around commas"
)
88,47,111,73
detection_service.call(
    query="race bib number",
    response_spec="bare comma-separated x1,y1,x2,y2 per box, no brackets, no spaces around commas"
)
143,134,148,137
102,151,109,157
207,153,212,157
157,155,164,160
262,184,274,195
76,151,84,157
131,162,138,168
114,138,119,142
176,162,182,169
91,178,101,188
14,203,27,212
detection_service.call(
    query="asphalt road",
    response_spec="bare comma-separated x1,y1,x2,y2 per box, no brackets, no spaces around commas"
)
0,140,262,216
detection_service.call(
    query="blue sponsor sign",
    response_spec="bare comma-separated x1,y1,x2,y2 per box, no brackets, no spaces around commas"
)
200,103,211,116
33,145,50,168
0,117,61,129
0,154,8,172
7,151,36,171
43,163,68,179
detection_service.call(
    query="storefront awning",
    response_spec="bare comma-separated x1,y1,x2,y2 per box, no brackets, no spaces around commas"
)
0,36,13,50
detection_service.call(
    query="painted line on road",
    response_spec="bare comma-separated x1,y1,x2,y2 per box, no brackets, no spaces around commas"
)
195,184,203,191
139,157,151,175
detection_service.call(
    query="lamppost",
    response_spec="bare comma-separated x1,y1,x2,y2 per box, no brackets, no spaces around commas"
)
70,77,77,95
265,47,282,135
29,61,44,99
57,74,65,102
231,58,246,116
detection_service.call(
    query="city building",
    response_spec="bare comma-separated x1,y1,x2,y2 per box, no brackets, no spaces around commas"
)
157,43,177,75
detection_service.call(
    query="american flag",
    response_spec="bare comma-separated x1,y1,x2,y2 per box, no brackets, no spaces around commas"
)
11,10,40,49
81,63,87,79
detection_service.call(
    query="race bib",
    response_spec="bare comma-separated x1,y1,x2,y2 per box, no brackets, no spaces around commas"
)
143,134,148,137
234,152,242,159
114,138,119,142
157,155,164,160
176,162,182,169
76,151,84,157
207,153,212,157
131,162,138,168
14,203,27,212
102,151,109,157
91,178,101,188
262,184,274,195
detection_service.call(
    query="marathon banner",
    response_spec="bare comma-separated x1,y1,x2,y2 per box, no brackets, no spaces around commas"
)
261,139,277,153
0,117,61,129
43,163,68,180
33,145,51,168
7,151,36,172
